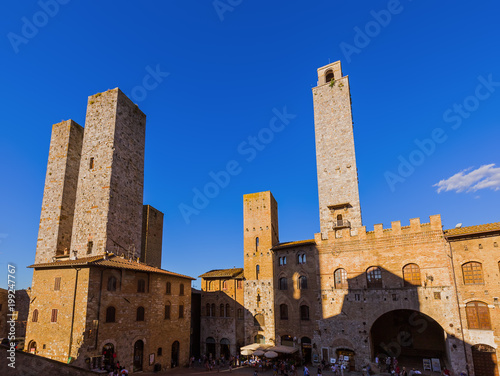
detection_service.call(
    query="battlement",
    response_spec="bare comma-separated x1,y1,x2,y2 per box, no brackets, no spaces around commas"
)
314,214,442,243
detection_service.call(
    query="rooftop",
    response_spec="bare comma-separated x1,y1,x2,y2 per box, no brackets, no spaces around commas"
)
444,222,500,238
199,268,244,279
272,239,316,250
28,254,195,280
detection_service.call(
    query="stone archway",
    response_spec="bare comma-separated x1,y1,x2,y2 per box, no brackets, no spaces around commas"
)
370,310,447,367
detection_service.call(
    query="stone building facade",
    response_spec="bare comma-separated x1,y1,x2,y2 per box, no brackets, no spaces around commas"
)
25,89,194,373
199,62,499,376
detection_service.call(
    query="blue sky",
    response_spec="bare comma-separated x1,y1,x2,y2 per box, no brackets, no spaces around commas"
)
1,0,499,289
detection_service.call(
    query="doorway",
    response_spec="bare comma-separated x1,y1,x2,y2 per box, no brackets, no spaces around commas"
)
133,340,144,372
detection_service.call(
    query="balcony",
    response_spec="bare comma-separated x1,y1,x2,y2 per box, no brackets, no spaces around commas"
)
333,219,351,229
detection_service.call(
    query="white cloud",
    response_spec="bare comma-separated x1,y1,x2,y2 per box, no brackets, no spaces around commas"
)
434,164,500,193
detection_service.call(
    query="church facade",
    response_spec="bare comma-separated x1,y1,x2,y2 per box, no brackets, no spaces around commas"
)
200,62,500,376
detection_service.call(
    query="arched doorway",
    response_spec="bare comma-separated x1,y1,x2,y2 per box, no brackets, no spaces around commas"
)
171,341,180,368
301,337,312,364
220,338,230,360
336,348,355,371
102,343,115,370
472,344,498,376
371,310,447,366
206,337,216,359
27,340,37,354
133,340,144,372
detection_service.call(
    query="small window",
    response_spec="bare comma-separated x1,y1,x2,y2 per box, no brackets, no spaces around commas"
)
237,280,242,289
32,309,39,322
51,309,58,323
283,256,287,265
237,308,243,320
206,303,211,317
225,304,230,317
256,237,259,251
403,264,421,286
367,266,382,288
136,306,145,321
54,277,61,291
179,305,184,319
334,269,348,289
279,277,288,290
220,304,224,317
165,304,171,320
166,282,171,295
106,306,116,323
137,279,146,293
87,241,93,254
466,301,491,330
89,157,95,169
300,305,309,320
462,262,484,285
280,304,288,320
298,276,308,290
180,283,185,296
107,276,117,291
256,265,260,279
222,280,228,290
157,347,163,356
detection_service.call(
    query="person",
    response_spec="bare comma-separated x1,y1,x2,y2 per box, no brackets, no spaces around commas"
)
401,367,408,376
386,357,392,372
442,367,451,376
318,366,322,375
304,365,310,376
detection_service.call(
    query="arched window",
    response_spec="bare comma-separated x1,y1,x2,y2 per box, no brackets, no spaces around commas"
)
334,268,348,289
208,280,214,291
298,276,308,289
179,304,184,318
325,70,334,83
280,304,288,320
166,282,171,295
220,304,224,317
137,279,146,293
106,306,116,323
300,305,309,320
256,265,260,279
462,262,484,284
136,306,145,321
297,253,306,264
107,276,117,291
225,304,230,317
466,301,491,329
283,256,287,265
279,257,283,266
279,277,288,290
237,308,243,320
366,266,382,288
180,283,185,295
206,303,211,317
157,347,163,356
165,303,171,320
32,309,39,322
211,303,216,317
222,280,228,290
256,237,259,251
403,264,421,286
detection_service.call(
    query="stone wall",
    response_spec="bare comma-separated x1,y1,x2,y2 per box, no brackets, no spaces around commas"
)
140,205,164,269
35,120,84,264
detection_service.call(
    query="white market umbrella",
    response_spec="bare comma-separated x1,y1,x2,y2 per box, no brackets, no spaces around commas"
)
241,349,253,356
264,351,278,358
253,350,265,356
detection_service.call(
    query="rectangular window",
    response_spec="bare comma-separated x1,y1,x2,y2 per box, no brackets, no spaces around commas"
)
237,308,243,320
54,277,61,291
87,241,93,254
51,309,58,323
164,305,171,320
179,305,184,318
237,280,242,289
89,157,94,169
354,294,361,301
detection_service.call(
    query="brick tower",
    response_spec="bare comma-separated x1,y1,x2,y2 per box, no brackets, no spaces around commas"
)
35,120,84,264
243,191,279,345
70,89,146,259
312,61,362,238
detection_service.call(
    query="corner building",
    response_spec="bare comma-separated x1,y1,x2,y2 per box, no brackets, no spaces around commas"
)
25,89,194,373
200,62,500,376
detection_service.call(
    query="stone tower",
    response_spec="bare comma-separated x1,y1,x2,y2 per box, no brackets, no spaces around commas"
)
243,191,279,345
140,204,164,268
70,89,146,259
35,120,84,264
312,61,362,238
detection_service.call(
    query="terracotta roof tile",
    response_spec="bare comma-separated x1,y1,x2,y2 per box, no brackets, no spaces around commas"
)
444,222,500,237
28,254,194,280
199,268,244,279
272,239,315,250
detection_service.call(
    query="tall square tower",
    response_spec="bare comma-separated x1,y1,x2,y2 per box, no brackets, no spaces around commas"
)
312,61,362,238
70,89,146,259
